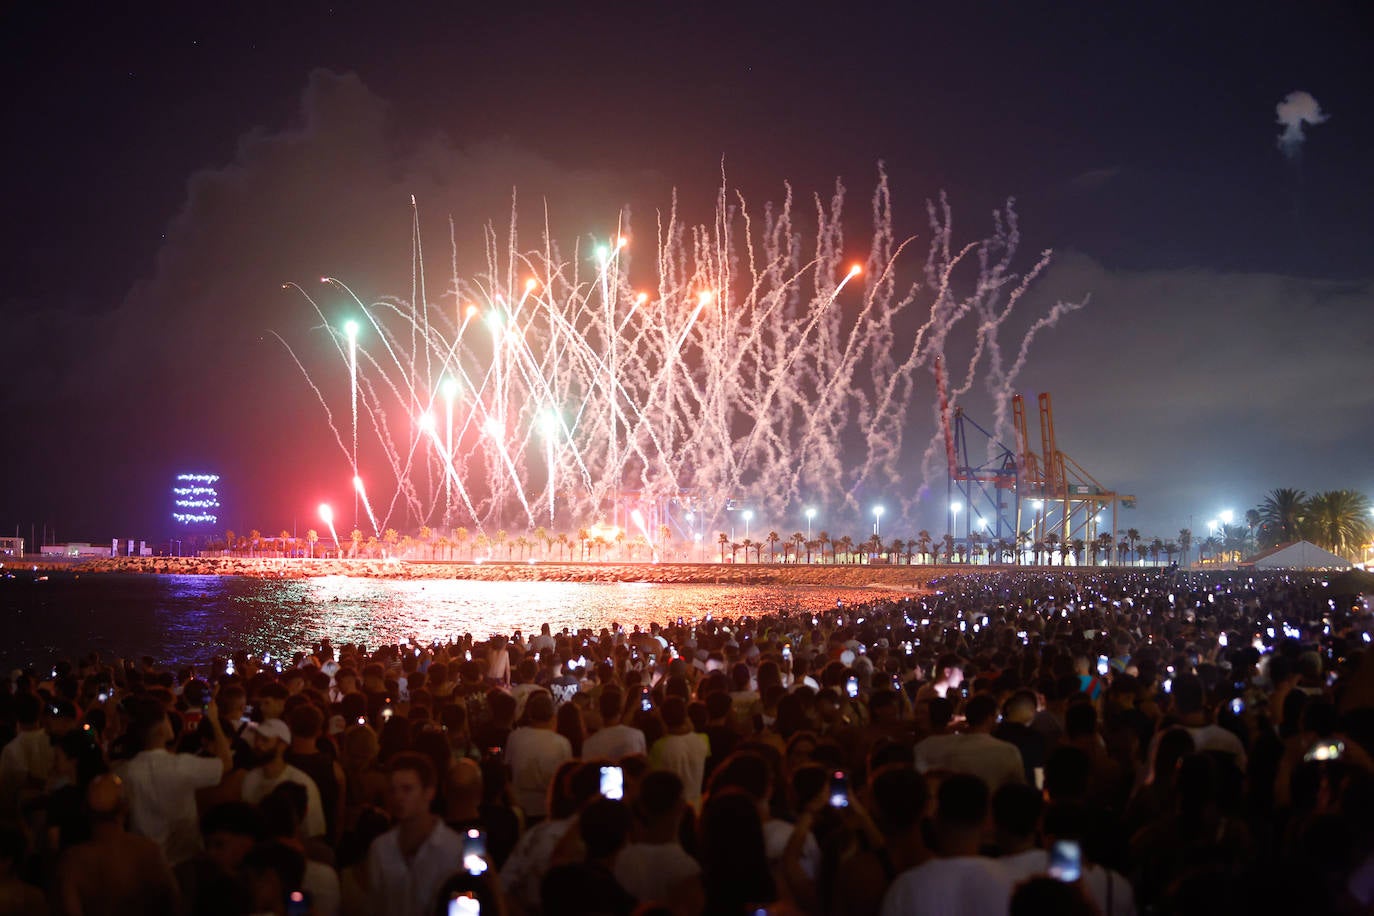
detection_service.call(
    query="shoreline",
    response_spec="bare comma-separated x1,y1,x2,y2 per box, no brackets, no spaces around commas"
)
7,555,970,588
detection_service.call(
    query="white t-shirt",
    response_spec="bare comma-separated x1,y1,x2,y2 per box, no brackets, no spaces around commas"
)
241,763,328,838
505,727,573,818
118,748,225,865
1000,849,1136,916
614,842,701,902
649,732,710,803
880,856,1013,916
0,729,54,812
915,733,1026,790
583,724,648,761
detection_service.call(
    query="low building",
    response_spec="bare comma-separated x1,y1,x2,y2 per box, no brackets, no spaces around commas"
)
40,542,114,559
0,537,23,558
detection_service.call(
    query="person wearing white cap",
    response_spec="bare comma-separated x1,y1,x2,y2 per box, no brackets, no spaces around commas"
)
240,718,327,839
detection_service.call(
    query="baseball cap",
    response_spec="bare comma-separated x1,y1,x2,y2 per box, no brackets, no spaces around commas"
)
247,718,291,745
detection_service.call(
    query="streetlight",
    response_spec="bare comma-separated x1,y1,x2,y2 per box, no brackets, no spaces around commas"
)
805,507,816,541
1218,509,1235,526
743,510,754,541
873,506,884,538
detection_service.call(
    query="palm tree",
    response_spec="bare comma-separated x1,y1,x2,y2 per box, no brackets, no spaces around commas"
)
1045,533,1061,565
1070,538,1085,565
435,534,452,560
418,525,434,559
1178,528,1192,567
306,529,319,559
791,532,806,564
365,535,380,558
1304,490,1372,559
515,535,531,559
556,532,571,561
1125,529,1140,566
729,540,742,564
1032,540,1046,565
917,530,932,564
382,528,399,558
1199,535,1220,564
890,538,906,564
248,529,262,557
495,529,509,560
225,530,236,557
717,532,729,563
816,531,831,564
1163,541,1178,565
1220,524,1249,563
767,531,780,563
455,527,470,559
1117,538,1129,565
534,526,549,559
837,536,854,564
1258,488,1307,547
741,538,755,564
968,532,983,565
277,530,290,557
657,524,671,561
1149,537,1163,565
941,533,955,563
475,532,491,559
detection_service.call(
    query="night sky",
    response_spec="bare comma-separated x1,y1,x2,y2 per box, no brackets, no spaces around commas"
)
3,1,1372,546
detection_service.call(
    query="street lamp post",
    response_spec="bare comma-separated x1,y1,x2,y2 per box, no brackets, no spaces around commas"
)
805,507,816,542
873,506,884,539
743,510,754,541
950,501,962,561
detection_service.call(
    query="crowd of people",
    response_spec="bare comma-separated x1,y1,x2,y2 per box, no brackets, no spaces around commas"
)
1,568,1372,915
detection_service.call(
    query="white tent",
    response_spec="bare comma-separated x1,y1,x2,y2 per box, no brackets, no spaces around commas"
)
1241,540,1352,570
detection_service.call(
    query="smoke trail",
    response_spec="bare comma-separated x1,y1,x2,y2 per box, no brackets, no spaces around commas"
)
1276,91,1329,160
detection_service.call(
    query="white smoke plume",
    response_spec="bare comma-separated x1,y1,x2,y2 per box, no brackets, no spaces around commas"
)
1276,91,1329,160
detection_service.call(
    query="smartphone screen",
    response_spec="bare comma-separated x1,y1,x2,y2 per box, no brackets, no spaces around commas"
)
640,687,653,713
1033,767,1045,791
1048,839,1082,882
1229,698,1244,715
846,676,859,699
1096,655,1109,677
448,892,481,915
828,770,850,808
599,765,624,800
286,890,311,916
462,828,488,876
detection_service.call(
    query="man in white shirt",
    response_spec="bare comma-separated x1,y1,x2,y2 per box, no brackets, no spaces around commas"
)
117,696,231,865
915,694,1026,791
881,773,1012,916
0,693,54,816
583,687,647,761
649,697,710,803
1151,675,1248,772
239,718,327,839
365,752,464,916
614,771,702,905
505,690,573,819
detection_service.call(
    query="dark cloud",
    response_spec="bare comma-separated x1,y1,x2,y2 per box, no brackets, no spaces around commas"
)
1005,251,1374,532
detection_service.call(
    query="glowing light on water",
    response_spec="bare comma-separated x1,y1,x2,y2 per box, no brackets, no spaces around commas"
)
280,171,1084,536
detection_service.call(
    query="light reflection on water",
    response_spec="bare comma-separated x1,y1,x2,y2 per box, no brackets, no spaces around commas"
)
0,573,897,669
